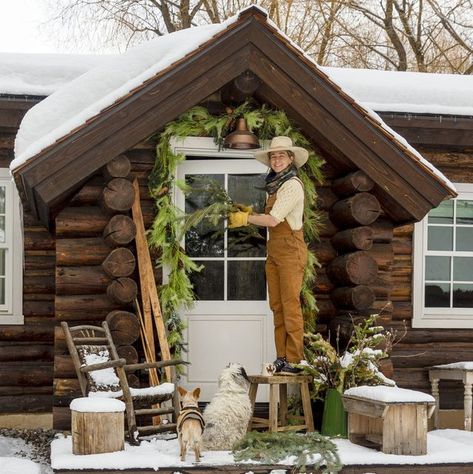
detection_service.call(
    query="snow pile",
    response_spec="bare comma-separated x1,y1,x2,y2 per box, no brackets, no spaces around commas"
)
344,385,435,403
433,361,473,370
12,13,240,170
0,52,108,96
89,382,175,399
323,66,473,116
0,434,44,474
81,348,120,389
70,397,125,413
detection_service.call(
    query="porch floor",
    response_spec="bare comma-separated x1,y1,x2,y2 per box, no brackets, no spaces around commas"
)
52,429,473,474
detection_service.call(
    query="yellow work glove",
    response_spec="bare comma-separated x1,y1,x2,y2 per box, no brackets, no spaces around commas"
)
235,203,253,214
228,210,249,228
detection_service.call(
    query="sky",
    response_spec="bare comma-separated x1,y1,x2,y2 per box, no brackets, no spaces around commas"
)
0,0,79,54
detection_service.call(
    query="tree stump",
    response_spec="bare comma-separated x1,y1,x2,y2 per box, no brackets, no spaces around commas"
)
71,398,125,455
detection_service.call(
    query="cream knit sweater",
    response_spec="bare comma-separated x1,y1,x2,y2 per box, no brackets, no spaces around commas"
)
269,178,304,230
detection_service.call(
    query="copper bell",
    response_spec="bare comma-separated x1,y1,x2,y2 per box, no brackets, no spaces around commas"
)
223,117,260,150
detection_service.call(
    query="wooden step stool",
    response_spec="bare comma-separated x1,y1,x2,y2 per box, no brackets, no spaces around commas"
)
247,374,314,433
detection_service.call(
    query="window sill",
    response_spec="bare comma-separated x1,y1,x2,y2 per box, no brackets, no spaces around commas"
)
413,313,473,329
0,314,24,325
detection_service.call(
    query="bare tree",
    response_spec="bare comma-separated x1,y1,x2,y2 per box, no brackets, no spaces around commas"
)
43,0,473,73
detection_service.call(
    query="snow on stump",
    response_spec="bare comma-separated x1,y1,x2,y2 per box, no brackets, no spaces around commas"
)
70,397,125,455
342,385,435,455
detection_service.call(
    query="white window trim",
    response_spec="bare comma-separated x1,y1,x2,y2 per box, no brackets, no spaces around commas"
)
413,183,473,328
0,169,23,324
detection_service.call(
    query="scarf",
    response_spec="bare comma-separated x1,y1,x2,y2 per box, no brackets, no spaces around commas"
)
265,165,298,195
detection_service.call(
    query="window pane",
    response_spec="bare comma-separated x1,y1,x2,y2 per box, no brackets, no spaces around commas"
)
0,249,5,275
228,260,266,300
0,216,5,243
428,200,453,224
189,261,224,301
456,227,473,251
425,256,451,281
185,174,224,258
228,227,266,258
456,200,473,225
427,226,453,251
453,284,473,308
425,283,450,307
453,257,473,282
0,186,5,214
0,278,4,305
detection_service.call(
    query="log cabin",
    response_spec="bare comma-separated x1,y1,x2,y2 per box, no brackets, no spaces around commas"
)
0,6,472,430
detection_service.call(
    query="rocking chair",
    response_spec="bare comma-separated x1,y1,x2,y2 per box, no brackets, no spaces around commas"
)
61,321,186,444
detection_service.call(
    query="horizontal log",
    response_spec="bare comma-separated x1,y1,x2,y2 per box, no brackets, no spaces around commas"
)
393,224,414,238
331,226,373,252
331,285,375,310
103,214,136,247
56,207,109,236
55,294,119,321
378,358,394,379
107,277,138,304
0,386,52,396
106,310,140,345
56,238,110,265
53,406,72,431
371,274,392,298
424,151,473,168
0,344,54,362
0,319,55,341
54,378,81,397
102,247,136,277
371,218,394,243
23,228,55,251
23,275,55,294
393,238,412,255
0,364,53,387
391,349,473,369
327,251,378,286
330,193,381,228
392,301,413,320
56,266,111,295
0,395,53,413
367,243,394,272
23,300,54,317
332,170,374,196
312,239,337,264
101,178,135,213
54,355,76,378
316,186,338,211
103,154,131,181
24,252,55,271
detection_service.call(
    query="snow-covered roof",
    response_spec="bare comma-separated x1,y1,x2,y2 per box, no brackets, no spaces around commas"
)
0,52,109,96
12,14,240,170
323,66,473,117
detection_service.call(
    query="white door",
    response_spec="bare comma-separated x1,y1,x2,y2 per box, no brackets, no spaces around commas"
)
173,141,274,401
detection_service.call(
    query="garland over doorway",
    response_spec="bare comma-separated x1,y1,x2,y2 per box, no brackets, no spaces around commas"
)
148,103,325,357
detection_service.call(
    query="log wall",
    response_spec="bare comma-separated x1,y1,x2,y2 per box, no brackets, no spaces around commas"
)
52,143,157,429
390,150,473,408
0,99,55,414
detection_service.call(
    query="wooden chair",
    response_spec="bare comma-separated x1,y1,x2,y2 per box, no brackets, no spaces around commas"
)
62,321,186,444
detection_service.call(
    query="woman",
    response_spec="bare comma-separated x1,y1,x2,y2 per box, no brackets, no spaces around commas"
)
228,136,308,375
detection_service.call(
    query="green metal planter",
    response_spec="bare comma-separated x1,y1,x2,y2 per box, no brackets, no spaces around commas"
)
321,388,348,438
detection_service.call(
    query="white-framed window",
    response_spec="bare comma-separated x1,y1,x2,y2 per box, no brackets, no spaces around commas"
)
413,183,473,328
0,169,23,324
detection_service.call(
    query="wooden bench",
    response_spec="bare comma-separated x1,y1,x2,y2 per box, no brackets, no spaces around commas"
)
247,374,314,433
342,386,435,455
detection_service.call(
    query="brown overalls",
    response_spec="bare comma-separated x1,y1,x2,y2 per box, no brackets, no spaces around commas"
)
265,179,308,363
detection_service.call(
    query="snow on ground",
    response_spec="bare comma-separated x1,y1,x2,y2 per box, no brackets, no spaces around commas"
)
50,429,473,471
0,434,50,474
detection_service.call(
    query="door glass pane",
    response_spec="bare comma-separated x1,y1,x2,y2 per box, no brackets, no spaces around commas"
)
425,256,451,281
189,261,224,300
0,278,4,305
227,173,267,258
453,257,473,281
0,187,5,214
228,260,266,300
453,284,473,308
425,283,450,307
428,200,453,224
456,227,473,251
185,174,224,257
456,200,473,225
428,226,453,251
0,217,5,243
0,249,5,275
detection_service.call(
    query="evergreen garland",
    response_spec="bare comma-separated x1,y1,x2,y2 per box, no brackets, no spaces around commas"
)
232,431,342,473
148,102,325,357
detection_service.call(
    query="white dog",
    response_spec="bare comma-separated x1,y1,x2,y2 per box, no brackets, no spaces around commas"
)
202,363,252,450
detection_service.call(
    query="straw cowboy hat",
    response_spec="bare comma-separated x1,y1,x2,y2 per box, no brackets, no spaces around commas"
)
254,136,309,168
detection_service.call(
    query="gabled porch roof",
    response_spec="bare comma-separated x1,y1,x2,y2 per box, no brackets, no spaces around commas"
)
11,6,456,226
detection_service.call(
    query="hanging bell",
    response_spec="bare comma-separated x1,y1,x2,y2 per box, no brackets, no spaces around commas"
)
223,117,260,150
